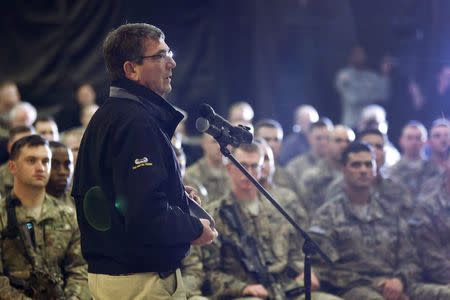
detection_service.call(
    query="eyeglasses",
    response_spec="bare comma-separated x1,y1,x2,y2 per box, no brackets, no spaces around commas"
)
240,163,263,170
140,50,174,61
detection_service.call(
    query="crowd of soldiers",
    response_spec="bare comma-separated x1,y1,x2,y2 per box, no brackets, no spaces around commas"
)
176,102,450,300
0,78,449,299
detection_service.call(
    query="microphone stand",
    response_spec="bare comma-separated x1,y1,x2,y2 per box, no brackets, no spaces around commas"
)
218,143,332,300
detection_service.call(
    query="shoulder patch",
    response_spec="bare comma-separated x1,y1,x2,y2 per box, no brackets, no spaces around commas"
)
132,156,153,170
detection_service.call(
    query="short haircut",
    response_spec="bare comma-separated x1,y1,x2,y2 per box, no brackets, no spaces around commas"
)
103,23,165,81
431,118,450,130
10,134,49,161
402,120,427,140
8,125,35,142
357,128,384,140
0,81,17,90
34,115,56,125
230,142,264,158
308,118,333,133
254,119,283,134
341,141,374,165
49,140,69,150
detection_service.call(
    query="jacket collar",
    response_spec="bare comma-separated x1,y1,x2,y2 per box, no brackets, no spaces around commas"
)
110,78,184,138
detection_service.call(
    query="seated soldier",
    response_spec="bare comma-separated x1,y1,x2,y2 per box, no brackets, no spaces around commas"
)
309,142,419,300
0,125,35,197
46,141,74,205
408,158,450,300
203,142,342,300
388,121,440,202
0,135,89,299
34,115,60,142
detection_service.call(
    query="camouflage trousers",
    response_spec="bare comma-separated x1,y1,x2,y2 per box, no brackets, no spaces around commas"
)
410,283,450,300
341,286,409,300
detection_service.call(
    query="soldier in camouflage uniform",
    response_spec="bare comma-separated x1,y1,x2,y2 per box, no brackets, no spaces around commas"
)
298,125,354,216
46,141,75,206
255,138,309,226
309,142,419,300
428,118,450,172
203,143,342,300
254,119,299,195
358,129,414,219
0,135,88,299
186,134,230,203
181,245,210,300
286,120,333,195
407,159,450,300
0,126,35,198
388,121,441,200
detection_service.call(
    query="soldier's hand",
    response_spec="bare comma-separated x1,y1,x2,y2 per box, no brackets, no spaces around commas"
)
191,219,218,246
242,284,269,298
296,271,320,291
377,278,404,300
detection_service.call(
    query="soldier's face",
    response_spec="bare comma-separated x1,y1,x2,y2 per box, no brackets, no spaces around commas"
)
36,121,59,141
399,126,425,157
308,127,330,158
227,149,263,193
343,151,376,189
255,127,283,159
48,147,73,193
429,125,450,155
329,127,352,161
360,134,385,170
202,134,222,164
9,145,52,188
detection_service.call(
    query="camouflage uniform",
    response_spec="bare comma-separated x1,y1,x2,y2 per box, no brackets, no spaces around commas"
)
0,163,13,199
185,158,230,204
309,191,420,300
388,158,441,202
286,152,322,197
53,191,75,207
408,177,450,299
203,193,342,300
0,193,89,299
296,160,342,216
267,184,309,227
272,163,299,196
325,175,413,221
181,246,209,300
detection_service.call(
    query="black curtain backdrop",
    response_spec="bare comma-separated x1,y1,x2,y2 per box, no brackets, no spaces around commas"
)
1,0,450,137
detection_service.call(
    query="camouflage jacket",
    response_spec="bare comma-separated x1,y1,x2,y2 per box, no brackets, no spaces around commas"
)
0,163,13,199
297,160,342,216
185,158,230,203
285,152,323,196
325,175,413,221
181,245,208,298
309,191,420,294
272,164,299,196
0,194,89,299
267,184,309,227
409,177,450,284
203,193,304,300
388,158,441,200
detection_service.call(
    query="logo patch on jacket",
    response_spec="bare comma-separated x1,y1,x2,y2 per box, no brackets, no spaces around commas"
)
132,156,153,170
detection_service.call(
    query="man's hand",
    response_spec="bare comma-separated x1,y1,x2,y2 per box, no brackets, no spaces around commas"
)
377,278,404,300
185,185,201,205
296,271,320,291
242,284,269,298
191,218,218,245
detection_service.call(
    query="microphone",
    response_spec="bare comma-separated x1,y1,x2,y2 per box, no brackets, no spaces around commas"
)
196,103,253,147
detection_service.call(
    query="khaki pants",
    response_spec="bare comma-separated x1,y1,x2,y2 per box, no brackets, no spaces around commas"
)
88,269,186,300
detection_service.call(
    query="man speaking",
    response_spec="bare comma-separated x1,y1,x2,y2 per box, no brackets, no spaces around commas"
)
72,23,218,299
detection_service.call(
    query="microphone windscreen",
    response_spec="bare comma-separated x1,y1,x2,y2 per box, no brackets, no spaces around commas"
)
195,117,210,133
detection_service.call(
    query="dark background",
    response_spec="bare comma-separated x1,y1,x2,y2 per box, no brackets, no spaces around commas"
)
1,0,450,141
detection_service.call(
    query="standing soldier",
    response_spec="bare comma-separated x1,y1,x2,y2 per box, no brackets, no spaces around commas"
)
0,135,88,299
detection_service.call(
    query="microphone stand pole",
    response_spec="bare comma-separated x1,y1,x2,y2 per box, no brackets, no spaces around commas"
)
219,144,332,300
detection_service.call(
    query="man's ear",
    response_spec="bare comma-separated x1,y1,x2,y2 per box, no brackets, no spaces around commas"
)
123,61,140,81
8,160,16,176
